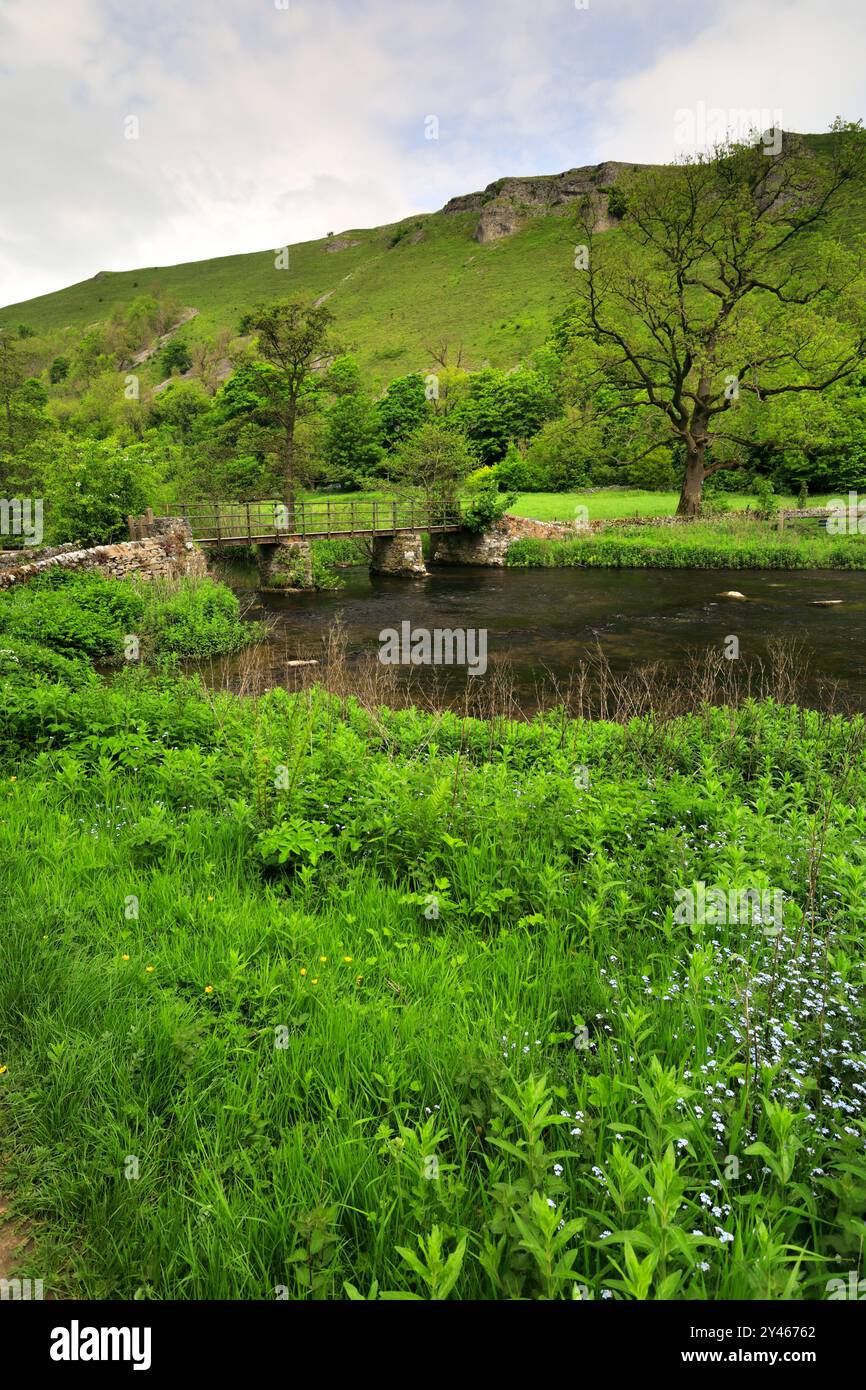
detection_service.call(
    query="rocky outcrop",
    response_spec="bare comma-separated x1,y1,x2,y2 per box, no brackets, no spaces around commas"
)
0,519,206,590
325,237,362,253
442,161,641,243
370,533,427,577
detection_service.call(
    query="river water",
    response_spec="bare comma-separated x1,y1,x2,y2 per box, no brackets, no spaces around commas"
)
213,562,866,712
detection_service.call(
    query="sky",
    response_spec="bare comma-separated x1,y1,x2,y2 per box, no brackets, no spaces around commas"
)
1,0,865,305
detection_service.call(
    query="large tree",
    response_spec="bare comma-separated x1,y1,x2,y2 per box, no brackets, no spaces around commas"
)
238,299,337,521
564,122,866,514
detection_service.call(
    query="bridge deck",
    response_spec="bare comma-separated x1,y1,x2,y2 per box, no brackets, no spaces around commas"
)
164,498,466,545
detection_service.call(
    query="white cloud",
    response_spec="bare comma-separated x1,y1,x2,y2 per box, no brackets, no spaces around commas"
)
591,0,866,162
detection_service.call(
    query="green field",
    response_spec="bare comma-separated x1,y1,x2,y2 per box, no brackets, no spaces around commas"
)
509,491,836,522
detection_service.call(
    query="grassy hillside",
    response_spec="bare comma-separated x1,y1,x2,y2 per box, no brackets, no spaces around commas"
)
2,209,581,388
3,131,860,395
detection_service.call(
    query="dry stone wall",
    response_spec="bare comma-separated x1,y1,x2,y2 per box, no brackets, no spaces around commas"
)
0,519,206,591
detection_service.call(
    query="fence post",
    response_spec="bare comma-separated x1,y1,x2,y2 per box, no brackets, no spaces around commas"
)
392,499,397,533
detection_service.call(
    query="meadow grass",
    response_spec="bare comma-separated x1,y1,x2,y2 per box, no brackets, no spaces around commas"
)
1,658,865,1300
508,491,836,523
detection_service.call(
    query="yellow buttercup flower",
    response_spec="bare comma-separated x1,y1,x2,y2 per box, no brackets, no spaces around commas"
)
311,978,319,985
319,955,328,963
122,954,130,961
0,1065,7,1075
204,985,214,995
299,967,307,976
343,956,352,963
145,965,155,973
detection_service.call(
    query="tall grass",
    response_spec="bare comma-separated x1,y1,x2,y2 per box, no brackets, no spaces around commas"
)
507,521,866,570
1,657,865,1299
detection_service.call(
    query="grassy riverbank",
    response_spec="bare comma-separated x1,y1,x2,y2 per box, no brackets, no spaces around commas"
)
1,614,865,1297
507,521,866,570
0,570,263,683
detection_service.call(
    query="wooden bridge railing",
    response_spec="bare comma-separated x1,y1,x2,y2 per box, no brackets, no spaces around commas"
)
159,497,466,544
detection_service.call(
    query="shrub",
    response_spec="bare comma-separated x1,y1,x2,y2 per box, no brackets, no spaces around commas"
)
461,480,517,533
0,571,144,661
139,578,261,659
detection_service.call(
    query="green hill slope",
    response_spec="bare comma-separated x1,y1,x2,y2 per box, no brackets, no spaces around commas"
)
0,162,648,387
2,132,858,391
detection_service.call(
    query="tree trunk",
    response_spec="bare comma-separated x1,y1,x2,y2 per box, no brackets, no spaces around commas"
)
676,447,706,517
283,412,297,531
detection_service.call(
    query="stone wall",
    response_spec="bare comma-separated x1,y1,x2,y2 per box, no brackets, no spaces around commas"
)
432,514,571,566
0,519,206,591
258,540,314,590
370,532,427,577
0,542,78,572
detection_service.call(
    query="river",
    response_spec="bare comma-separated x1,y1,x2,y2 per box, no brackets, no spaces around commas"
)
210,562,866,713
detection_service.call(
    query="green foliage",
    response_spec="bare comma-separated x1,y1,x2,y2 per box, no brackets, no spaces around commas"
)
448,366,559,465
160,339,193,376
376,373,431,451
0,571,259,667
36,436,156,544
751,478,782,519
393,421,476,501
0,678,864,1299
0,570,144,660
323,392,382,486
558,121,866,512
461,478,517,532
605,183,628,219
139,577,258,659
0,636,96,688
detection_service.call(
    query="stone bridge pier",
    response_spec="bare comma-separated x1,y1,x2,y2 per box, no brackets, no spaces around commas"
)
370,532,427,577
258,539,314,590
431,525,510,566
